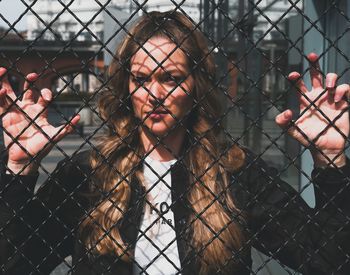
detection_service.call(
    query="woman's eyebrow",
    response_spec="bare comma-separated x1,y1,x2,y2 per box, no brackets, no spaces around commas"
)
162,65,188,74
130,61,188,75
130,68,186,76
165,66,186,73
130,70,149,76
166,64,191,74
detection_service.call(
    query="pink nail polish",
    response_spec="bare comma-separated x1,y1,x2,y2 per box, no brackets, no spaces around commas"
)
326,80,333,88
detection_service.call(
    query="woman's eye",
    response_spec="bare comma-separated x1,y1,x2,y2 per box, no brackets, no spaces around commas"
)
165,75,185,85
133,76,148,85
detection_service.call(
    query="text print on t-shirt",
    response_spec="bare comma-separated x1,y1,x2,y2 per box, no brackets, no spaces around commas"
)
145,201,173,225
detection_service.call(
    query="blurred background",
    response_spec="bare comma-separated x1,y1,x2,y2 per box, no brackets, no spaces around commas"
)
1,0,350,274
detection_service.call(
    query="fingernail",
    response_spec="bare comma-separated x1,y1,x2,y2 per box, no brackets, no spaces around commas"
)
335,95,341,103
0,68,6,77
326,79,334,88
288,72,300,80
308,52,318,62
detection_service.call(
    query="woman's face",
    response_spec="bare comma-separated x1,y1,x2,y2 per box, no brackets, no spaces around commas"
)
129,37,194,136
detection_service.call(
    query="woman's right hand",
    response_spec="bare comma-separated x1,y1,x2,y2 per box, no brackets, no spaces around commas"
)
0,68,80,175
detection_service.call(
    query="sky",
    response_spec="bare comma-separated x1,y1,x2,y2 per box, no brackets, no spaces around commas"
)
0,0,28,30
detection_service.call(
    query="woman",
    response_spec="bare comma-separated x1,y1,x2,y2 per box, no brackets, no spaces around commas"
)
0,10,349,275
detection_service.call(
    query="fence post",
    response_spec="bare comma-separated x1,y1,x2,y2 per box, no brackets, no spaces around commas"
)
301,0,329,207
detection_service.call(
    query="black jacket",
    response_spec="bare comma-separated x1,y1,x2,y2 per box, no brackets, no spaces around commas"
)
1,149,350,275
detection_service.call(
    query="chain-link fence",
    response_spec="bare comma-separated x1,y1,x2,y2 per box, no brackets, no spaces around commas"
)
1,0,350,274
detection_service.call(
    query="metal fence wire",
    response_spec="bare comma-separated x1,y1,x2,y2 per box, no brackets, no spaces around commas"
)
1,0,350,274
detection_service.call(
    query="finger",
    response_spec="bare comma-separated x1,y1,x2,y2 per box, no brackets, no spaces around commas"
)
275,109,293,129
325,73,338,104
307,52,323,88
0,87,15,112
37,88,52,107
288,72,308,106
334,84,350,103
325,73,337,89
0,88,9,113
288,72,308,93
25,72,38,83
0,67,16,100
53,114,81,142
0,67,9,90
275,110,310,147
23,73,39,102
0,67,7,82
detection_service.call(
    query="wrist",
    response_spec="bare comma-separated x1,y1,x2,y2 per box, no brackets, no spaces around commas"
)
311,151,346,168
6,160,39,175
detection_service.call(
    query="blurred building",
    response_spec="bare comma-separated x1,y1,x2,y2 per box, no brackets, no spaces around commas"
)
233,0,302,41
26,0,117,41
26,0,200,41
27,0,301,42
119,0,201,21
23,0,304,143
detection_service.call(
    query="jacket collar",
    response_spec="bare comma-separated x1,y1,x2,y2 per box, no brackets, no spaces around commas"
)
118,157,197,274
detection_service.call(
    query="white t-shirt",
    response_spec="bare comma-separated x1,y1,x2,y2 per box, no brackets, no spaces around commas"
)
133,156,182,275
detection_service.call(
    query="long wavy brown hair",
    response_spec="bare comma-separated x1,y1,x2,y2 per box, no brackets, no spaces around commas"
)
81,10,246,273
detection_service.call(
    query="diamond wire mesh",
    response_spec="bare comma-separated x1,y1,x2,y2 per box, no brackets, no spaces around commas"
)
0,0,350,274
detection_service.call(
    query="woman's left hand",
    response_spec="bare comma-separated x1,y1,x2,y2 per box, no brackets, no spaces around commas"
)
275,53,349,168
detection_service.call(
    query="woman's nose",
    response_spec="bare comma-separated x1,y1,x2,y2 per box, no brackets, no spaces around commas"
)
148,81,166,105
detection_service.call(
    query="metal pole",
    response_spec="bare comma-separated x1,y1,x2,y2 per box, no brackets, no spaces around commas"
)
238,0,251,146
248,0,262,153
301,0,328,207
203,0,210,34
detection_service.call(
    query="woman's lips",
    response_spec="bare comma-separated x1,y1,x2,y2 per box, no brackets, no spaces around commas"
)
149,113,166,120
147,109,169,120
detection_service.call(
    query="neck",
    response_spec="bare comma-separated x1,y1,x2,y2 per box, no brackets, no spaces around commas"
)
140,126,186,162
